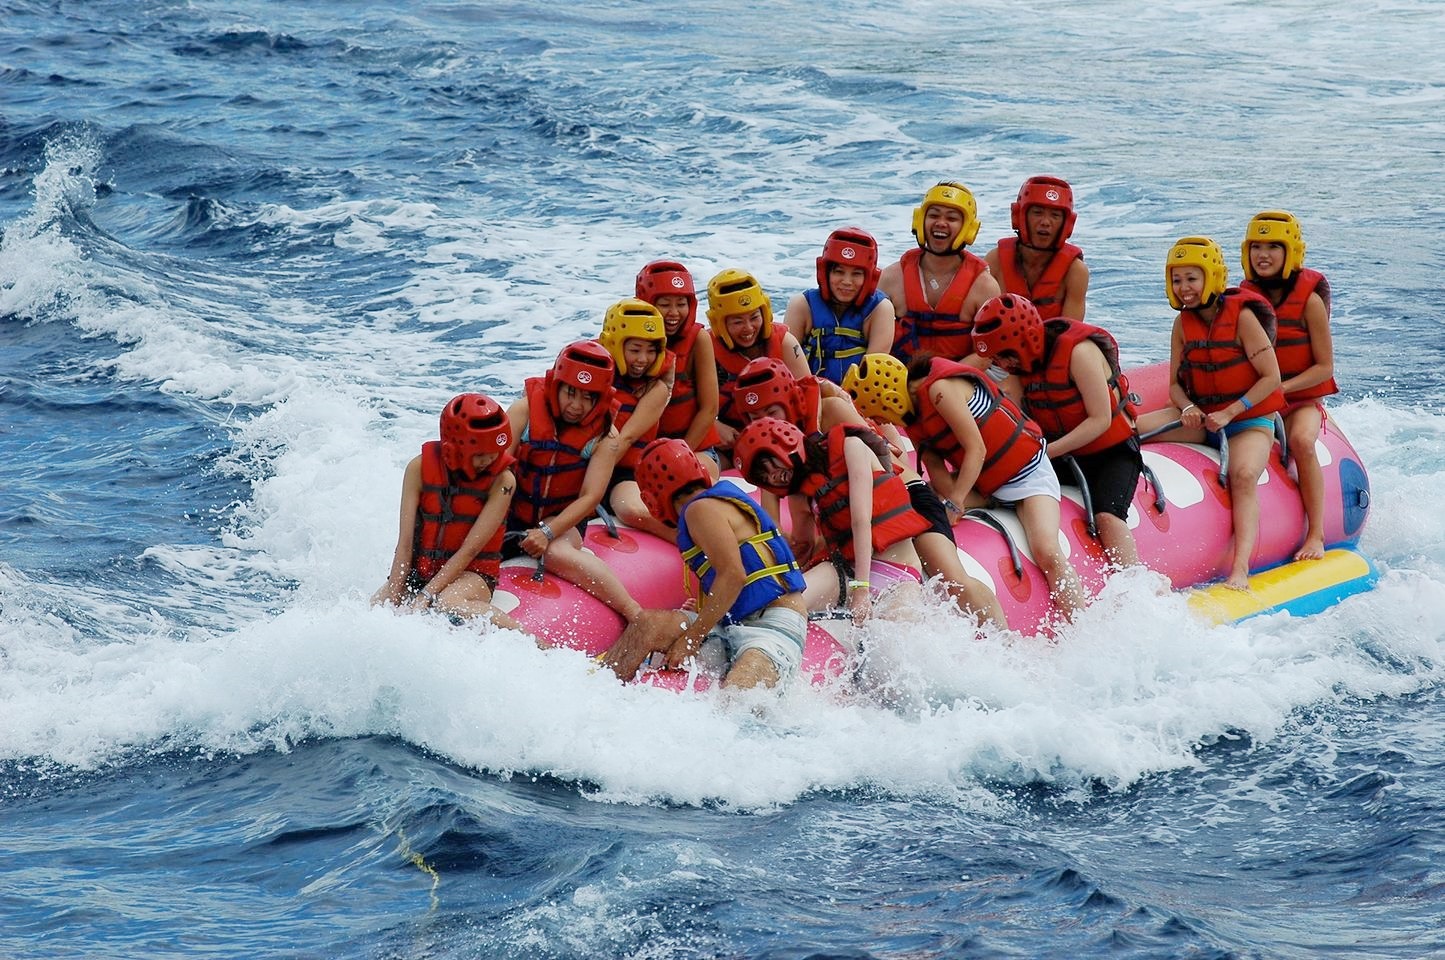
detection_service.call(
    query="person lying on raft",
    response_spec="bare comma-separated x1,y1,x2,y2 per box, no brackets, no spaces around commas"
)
372,393,525,632
600,438,808,690
734,416,931,625
844,349,1087,623
1137,236,1284,591
504,340,645,626
735,355,1006,629
969,294,1142,569
633,259,723,477
596,297,678,542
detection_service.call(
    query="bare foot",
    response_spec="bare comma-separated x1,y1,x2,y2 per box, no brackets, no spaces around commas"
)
1293,537,1326,562
1224,572,1251,592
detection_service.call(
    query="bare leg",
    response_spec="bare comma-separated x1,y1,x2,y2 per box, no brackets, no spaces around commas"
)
1095,512,1140,569
913,530,1006,628
435,573,528,634
1223,428,1274,589
1015,495,1086,621
609,480,678,543
1286,405,1327,561
722,647,781,690
545,532,643,622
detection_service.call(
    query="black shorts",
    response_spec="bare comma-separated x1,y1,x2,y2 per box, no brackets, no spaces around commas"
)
906,478,956,542
1052,438,1143,521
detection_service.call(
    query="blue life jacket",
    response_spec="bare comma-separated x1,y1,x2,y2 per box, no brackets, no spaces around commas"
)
676,480,806,624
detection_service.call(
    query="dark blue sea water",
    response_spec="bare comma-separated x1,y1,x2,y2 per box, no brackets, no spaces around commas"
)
4,2,1445,957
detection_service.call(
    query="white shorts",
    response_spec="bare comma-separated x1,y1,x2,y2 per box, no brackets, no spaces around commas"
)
991,456,1062,504
699,606,806,681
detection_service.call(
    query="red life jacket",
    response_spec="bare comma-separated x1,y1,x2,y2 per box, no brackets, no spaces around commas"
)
798,424,929,563
1177,289,1286,417
1241,268,1337,402
412,440,510,580
658,323,723,447
511,377,611,527
713,331,786,428
1021,319,1136,455
907,358,1045,496
893,248,989,363
611,353,674,469
993,238,1083,320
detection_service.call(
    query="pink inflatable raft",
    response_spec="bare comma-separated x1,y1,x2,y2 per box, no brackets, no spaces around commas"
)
491,361,1374,688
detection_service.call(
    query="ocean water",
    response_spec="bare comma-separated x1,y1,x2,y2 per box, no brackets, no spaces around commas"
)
3,1,1445,958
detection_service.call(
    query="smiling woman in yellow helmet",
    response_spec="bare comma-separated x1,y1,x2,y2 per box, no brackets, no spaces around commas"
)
1137,236,1285,591
704,268,811,452
1239,211,1337,563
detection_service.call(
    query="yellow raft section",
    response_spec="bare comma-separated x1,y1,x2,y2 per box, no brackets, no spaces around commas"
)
1188,548,1379,625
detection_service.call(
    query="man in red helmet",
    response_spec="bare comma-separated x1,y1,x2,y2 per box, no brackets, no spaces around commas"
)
600,438,808,690
372,393,526,631
984,176,1090,321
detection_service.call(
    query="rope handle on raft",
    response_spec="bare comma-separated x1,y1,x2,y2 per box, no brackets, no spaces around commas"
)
1059,455,1098,541
963,508,1025,579
505,530,548,582
1136,418,1183,443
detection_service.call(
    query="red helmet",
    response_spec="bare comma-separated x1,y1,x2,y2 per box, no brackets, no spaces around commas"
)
636,438,711,526
634,260,697,327
439,393,511,479
733,356,800,423
971,294,1046,373
545,340,615,427
816,227,881,306
1010,176,1076,249
733,416,805,497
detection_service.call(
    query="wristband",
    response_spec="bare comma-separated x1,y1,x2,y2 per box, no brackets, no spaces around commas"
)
847,579,870,592
538,521,556,541
1238,396,1254,411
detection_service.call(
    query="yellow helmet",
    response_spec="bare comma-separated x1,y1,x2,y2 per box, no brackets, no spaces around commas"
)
600,298,667,378
1166,236,1228,310
841,353,913,424
706,269,773,349
1241,210,1307,282
911,181,980,252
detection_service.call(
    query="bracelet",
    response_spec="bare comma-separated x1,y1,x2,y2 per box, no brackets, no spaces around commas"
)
1238,396,1254,411
421,588,439,603
538,521,556,541
1181,403,1198,415
847,579,870,592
